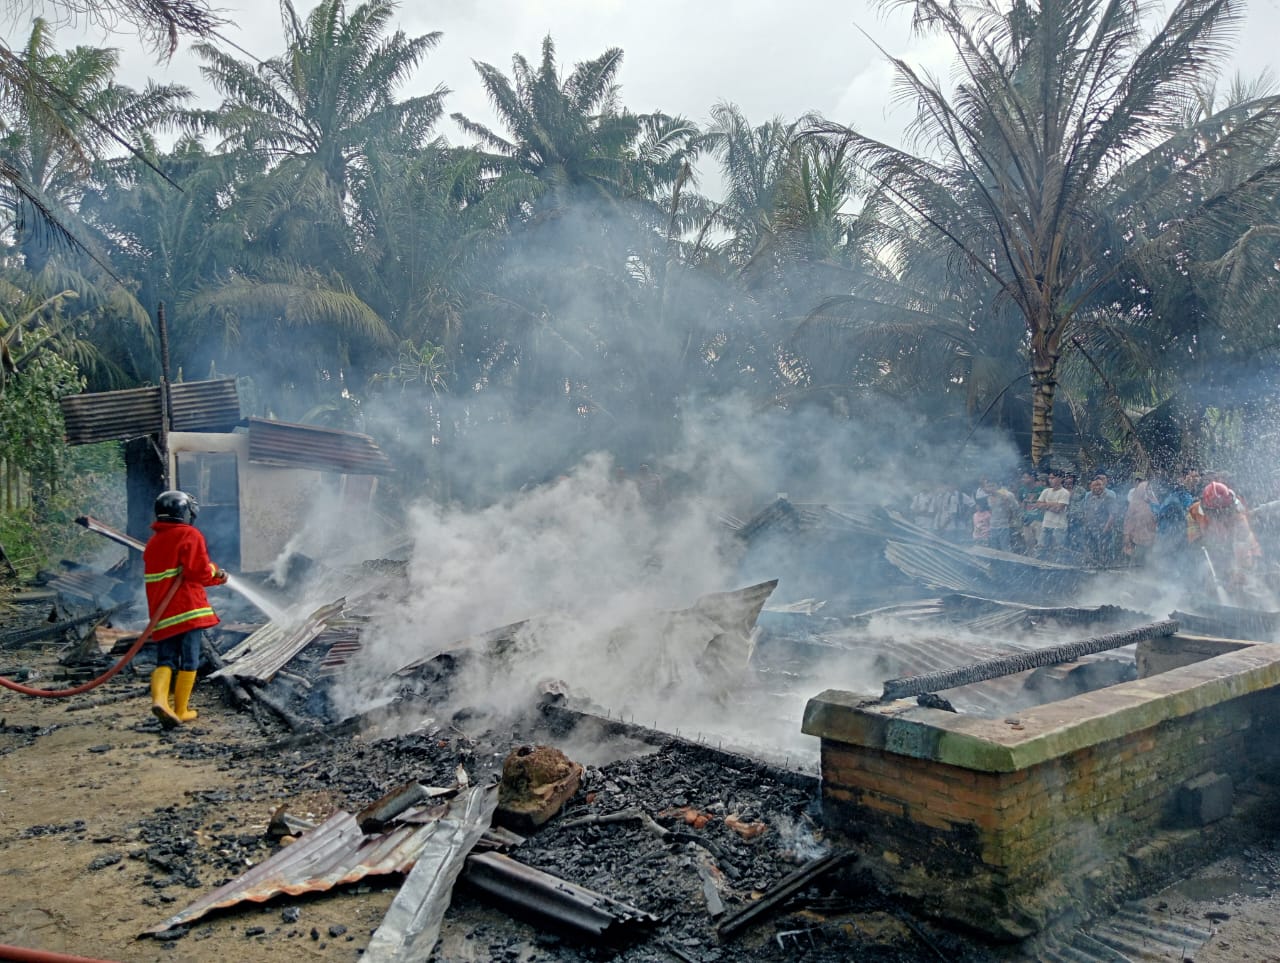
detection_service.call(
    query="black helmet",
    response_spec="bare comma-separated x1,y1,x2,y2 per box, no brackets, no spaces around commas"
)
155,490,199,524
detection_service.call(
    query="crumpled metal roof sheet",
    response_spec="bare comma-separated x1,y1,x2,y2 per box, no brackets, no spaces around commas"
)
46,568,127,605
364,786,499,961
211,599,345,682
247,417,393,476
149,809,440,934
60,379,242,445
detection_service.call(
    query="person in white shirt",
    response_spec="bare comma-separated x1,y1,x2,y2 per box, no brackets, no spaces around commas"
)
1036,469,1072,555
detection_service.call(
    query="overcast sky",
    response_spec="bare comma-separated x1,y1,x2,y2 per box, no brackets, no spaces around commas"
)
37,0,1280,172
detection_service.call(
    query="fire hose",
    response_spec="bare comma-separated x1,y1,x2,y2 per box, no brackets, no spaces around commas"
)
0,573,182,699
0,943,120,963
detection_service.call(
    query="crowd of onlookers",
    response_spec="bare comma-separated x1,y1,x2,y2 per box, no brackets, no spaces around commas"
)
907,466,1278,598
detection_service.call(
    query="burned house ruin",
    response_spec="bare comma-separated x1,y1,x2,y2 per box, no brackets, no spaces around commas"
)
59,379,393,570
6,479,1280,961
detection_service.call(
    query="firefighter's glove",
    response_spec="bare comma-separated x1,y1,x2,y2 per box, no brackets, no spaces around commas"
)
212,566,230,585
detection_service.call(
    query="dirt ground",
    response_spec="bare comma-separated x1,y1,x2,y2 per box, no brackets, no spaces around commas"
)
3,640,1280,962
0,675,393,962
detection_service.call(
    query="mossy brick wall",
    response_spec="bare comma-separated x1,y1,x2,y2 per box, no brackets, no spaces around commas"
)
803,645,1280,939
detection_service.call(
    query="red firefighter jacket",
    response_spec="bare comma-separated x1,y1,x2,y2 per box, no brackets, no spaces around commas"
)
143,521,222,642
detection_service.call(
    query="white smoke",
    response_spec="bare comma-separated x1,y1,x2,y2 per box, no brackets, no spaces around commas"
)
311,393,1021,763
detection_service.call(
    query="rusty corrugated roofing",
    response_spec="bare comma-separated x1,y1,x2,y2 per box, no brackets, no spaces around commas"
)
60,379,241,445
148,810,440,934
211,599,346,683
247,417,393,476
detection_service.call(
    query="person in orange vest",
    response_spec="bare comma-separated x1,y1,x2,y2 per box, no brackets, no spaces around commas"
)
1195,480,1262,595
143,490,229,729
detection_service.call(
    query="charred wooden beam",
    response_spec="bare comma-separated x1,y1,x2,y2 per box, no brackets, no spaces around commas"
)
65,684,149,712
74,515,147,553
201,636,253,711
880,619,1178,702
0,602,129,650
242,680,312,733
715,850,855,940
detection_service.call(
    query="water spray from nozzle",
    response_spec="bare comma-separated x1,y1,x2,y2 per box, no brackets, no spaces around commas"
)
221,572,289,624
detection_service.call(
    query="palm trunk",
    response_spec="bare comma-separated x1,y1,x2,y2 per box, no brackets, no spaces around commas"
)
1029,314,1060,468
1030,364,1056,467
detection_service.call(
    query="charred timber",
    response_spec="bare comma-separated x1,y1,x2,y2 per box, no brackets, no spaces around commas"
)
200,636,254,711
715,850,856,939
74,515,146,553
880,619,1178,702
241,678,312,733
539,701,818,792
0,602,129,650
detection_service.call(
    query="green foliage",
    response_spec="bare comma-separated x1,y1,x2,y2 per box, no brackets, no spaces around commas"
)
0,353,123,572
0,351,81,478
0,443,125,574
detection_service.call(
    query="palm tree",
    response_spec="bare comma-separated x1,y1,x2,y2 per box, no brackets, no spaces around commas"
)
1064,75,1280,468
450,36,703,454
79,137,254,383
0,19,191,272
0,0,222,56
703,103,815,273
194,0,445,217
816,0,1280,465
453,36,696,214
193,0,445,302
0,2,219,257
183,0,447,412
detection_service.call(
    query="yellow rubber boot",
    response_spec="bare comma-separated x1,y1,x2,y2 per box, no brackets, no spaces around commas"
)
173,670,199,723
150,667,181,729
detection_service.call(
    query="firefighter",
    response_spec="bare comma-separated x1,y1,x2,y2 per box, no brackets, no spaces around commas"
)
143,490,229,728
1196,480,1261,598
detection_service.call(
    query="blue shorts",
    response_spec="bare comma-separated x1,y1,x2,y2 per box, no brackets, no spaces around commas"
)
155,629,203,672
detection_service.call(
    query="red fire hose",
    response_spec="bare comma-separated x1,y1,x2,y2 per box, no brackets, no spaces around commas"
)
0,943,120,963
0,574,182,698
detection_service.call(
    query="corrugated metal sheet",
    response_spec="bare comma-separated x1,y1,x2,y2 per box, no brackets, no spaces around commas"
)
60,379,241,445
211,599,346,682
46,569,127,605
247,418,393,476
1040,901,1213,962
364,786,499,961
149,810,441,934
463,852,660,939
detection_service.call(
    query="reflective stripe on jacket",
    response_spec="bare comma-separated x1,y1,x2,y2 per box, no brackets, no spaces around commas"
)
143,520,222,642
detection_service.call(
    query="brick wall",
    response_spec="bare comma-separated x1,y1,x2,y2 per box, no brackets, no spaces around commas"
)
803,644,1280,939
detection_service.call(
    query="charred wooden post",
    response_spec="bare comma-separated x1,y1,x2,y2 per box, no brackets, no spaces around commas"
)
200,636,253,711
880,620,1178,702
157,301,172,489
242,679,311,732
